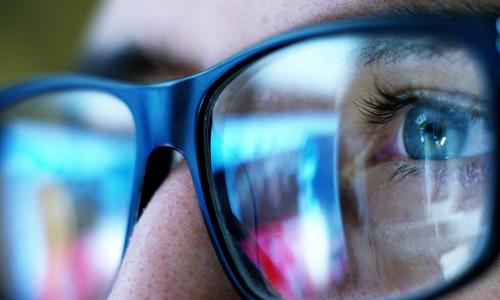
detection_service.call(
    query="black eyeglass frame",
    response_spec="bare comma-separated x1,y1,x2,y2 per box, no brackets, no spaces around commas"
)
0,17,499,300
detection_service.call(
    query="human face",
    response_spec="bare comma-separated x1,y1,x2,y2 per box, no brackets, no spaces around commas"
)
80,1,500,300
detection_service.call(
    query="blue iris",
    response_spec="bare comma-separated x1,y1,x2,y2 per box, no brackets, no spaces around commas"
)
403,106,468,160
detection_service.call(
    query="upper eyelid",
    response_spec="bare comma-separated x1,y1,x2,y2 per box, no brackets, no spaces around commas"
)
395,90,485,119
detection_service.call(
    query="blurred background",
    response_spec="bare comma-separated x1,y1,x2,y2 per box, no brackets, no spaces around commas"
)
0,2,137,299
0,0,97,83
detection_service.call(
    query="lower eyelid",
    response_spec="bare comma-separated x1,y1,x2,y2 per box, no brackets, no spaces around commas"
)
386,156,488,189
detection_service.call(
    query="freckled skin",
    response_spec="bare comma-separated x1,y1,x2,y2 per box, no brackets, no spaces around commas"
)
88,1,500,299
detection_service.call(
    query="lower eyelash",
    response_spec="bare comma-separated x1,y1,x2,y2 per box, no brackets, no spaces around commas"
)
387,158,487,189
392,162,449,184
389,163,422,181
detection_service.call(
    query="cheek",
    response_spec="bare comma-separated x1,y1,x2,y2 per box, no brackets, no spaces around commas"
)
360,163,485,223
337,157,490,297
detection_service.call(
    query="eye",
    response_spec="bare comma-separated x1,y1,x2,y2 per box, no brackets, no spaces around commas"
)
402,104,491,160
403,106,466,160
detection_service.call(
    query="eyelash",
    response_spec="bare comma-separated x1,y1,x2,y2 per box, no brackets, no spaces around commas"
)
386,158,488,193
354,81,416,129
386,161,449,184
354,81,482,129
355,81,485,182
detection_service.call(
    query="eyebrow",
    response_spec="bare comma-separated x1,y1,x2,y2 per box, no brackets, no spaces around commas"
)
317,1,500,68
357,37,460,67
79,47,197,82
79,48,154,82
371,1,500,18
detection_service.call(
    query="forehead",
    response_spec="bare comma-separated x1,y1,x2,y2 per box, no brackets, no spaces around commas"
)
85,0,499,71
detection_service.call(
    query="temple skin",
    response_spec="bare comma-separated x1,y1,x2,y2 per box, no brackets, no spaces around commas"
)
83,0,500,299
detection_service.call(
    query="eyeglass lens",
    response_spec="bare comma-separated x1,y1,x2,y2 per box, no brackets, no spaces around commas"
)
0,91,136,299
210,33,493,300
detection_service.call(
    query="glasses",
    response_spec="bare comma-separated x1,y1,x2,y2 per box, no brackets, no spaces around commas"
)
0,17,499,300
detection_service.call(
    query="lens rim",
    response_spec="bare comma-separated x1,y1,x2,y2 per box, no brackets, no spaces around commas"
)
199,18,500,300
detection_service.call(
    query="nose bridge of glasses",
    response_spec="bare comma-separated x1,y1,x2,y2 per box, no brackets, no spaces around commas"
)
139,78,203,159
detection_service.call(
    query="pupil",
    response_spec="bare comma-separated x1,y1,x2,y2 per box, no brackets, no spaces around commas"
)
420,122,445,146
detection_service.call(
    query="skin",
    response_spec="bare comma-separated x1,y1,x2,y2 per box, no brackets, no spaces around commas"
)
337,50,490,298
82,0,500,299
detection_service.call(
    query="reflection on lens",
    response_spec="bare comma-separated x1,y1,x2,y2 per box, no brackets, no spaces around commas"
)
0,91,136,299
209,34,492,300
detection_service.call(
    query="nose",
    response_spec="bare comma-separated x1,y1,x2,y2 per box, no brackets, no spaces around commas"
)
107,160,240,300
